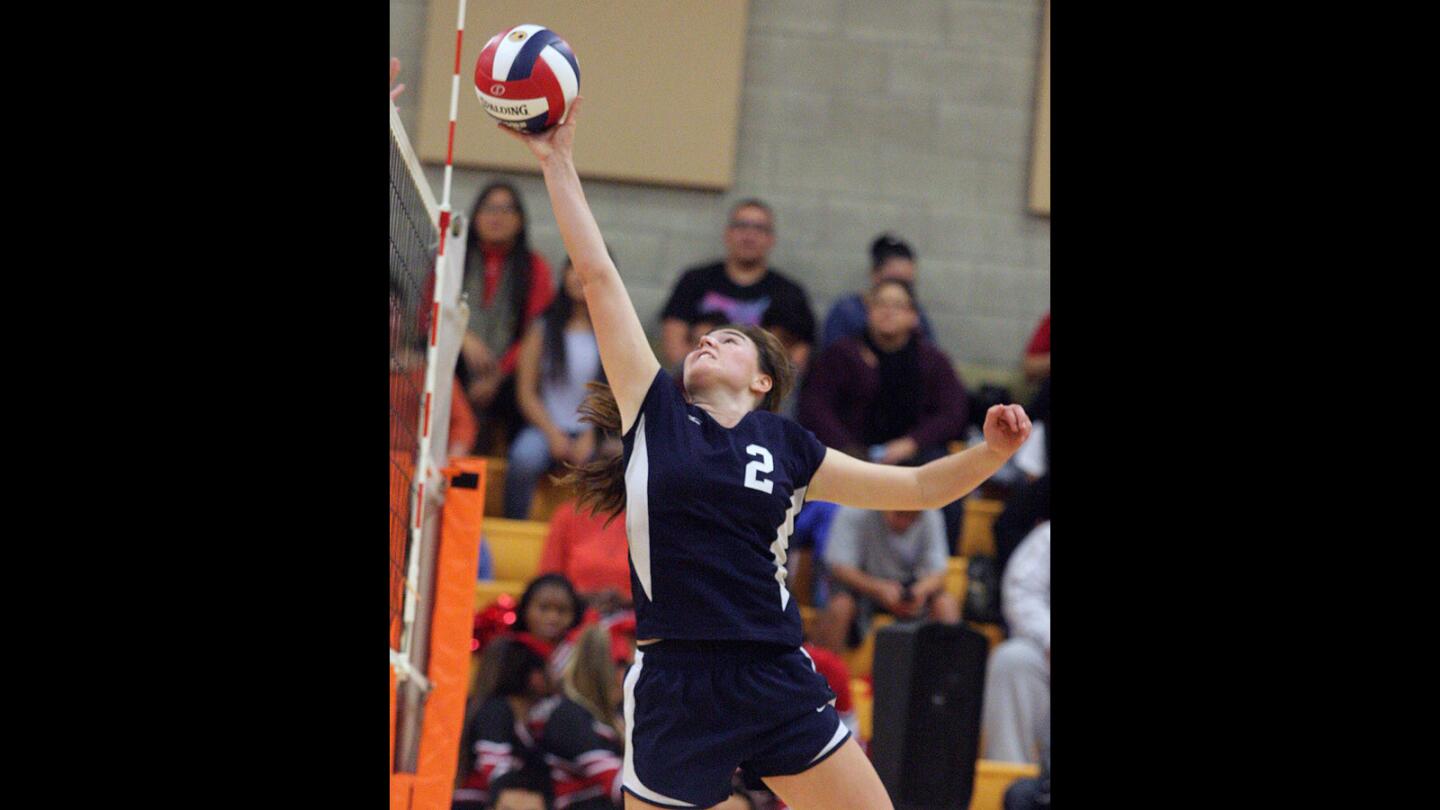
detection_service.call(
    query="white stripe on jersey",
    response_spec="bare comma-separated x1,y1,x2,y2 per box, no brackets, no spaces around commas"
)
625,414,653,601
769,485,807,611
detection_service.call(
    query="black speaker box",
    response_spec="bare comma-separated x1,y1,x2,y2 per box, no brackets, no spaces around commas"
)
869,621,990,809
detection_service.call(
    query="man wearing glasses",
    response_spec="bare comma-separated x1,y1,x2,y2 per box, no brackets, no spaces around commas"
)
659,199,817,371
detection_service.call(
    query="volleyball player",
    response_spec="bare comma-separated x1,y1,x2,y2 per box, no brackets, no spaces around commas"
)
499,100,1031,810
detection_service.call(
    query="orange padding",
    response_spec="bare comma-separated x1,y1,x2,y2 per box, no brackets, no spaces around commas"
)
391,772,414,810
409,457,487,809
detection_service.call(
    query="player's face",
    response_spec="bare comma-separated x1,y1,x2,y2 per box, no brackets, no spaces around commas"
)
475,188,523,245
525,584,576,643
683,328,769,406
723,206,775,266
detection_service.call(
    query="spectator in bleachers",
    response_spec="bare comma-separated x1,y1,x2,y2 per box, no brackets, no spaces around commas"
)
514,574,583,658
458,182,556,455
537,498,631,614
799,278,966,464
455,637,552,808
798,278,968,545
815,503,959,653
485,767,554,810
457,628,625,810
532,623,624,809
505,259,603,518
820,234,937,350
981,520,1050,765
658,199,816,371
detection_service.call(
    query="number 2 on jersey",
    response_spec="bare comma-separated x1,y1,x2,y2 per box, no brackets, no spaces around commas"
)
743,444,774,494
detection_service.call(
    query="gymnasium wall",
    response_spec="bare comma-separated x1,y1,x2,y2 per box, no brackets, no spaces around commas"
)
389,0,1050,369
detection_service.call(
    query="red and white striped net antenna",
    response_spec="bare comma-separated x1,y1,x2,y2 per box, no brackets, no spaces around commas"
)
437,0,468,250
395,0,470,689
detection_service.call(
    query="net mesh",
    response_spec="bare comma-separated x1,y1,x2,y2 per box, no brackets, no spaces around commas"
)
389,114,439,652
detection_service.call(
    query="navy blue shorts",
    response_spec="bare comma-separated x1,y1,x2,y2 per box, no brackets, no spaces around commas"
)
621,640,852,808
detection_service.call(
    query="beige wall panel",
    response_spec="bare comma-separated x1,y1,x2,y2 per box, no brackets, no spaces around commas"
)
416,0,749,190
1029,0,1050,215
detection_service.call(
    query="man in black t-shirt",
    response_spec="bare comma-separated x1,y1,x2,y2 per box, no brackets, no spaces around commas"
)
659,199,817,370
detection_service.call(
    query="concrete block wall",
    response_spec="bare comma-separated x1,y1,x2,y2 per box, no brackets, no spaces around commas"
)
390,0,1049,370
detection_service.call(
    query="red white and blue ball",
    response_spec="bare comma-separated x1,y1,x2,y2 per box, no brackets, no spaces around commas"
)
474,24,580,133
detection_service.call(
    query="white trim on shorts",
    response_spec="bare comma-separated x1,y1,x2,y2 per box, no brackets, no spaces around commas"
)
621,650,698,807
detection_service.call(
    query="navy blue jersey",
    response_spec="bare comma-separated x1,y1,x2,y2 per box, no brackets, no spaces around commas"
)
621,369,828,646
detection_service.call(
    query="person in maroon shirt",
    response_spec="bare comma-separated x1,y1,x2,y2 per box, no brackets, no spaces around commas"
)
458,181,556,454
798,279,969,548
798,279,967,464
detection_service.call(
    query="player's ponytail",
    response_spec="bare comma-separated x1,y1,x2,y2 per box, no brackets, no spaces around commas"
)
559,324,794,524
558,381,627,523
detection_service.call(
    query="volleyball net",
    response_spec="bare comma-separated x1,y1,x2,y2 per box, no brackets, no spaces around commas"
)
390,97,472,790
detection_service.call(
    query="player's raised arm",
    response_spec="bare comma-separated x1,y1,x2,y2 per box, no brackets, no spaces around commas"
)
498,99,660,434
807,404,1033,510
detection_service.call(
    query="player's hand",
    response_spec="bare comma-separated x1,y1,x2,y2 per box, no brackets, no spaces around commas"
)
497,96,583,163
983,403,1032,458
390,57,406,102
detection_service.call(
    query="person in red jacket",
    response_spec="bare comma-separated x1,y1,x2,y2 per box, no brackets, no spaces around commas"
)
538,500,632,614
459,181,556,454
1022,312,1050,383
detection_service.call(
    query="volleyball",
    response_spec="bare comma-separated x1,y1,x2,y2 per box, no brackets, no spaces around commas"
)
474,24,580,133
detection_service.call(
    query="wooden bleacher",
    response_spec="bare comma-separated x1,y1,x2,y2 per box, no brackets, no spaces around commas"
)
970,760,1042,810
482,456,570,522
473,517,550,611
961,496,1004,557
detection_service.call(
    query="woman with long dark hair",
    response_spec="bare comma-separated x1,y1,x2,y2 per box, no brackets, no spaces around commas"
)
500,101,1031,810
506,259,603,518
459,181,556,454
